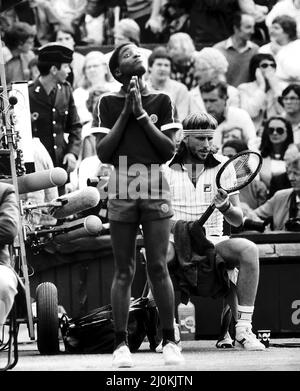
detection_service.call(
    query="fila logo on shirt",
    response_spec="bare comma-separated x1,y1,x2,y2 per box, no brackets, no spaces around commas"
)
204,184,212,192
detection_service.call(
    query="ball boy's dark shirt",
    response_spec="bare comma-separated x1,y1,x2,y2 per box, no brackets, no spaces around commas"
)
94,86,180,167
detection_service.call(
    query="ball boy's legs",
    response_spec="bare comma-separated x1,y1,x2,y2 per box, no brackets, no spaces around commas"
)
142,218,184,365
110,220,139,367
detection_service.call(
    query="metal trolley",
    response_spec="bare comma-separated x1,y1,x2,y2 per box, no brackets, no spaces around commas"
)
0,39,60,371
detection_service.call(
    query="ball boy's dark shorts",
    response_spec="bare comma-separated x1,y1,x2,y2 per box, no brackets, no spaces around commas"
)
107,166,173,223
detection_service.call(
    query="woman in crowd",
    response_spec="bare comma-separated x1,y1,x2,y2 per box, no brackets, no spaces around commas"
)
259,116,294,189
70,51,117,192
265,0,300,38
189,47,239,115
269,16,300,84
259,14,297,58
166,32,197,90
238,53,285,134
73,51,116,131
278,84,300,144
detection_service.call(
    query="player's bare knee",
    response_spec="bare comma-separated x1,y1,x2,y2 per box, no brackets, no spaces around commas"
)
239,240,259,266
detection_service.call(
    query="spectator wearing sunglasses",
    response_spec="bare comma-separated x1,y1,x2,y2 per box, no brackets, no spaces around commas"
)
259,116,294,189
238,53,285,134
279,84,300,143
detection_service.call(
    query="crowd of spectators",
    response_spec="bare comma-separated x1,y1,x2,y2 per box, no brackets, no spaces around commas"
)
1,0,300,233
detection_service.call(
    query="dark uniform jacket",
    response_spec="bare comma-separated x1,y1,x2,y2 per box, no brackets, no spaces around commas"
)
28,79,82,168
0,183,19,266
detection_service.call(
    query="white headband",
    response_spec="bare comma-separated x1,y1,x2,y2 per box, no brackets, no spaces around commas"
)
183,128,215,137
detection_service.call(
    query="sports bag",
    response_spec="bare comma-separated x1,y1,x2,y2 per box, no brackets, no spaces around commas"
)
60,297,160,354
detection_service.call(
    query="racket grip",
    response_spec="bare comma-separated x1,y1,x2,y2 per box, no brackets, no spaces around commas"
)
197,203,216,226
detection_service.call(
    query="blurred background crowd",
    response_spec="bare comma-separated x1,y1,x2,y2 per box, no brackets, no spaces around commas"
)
1,0,300,232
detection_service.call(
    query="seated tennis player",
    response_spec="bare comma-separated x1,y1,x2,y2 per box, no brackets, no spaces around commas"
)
163,112,265,351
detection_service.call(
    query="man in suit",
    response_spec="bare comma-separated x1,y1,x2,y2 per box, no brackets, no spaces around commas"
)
28,43,82,193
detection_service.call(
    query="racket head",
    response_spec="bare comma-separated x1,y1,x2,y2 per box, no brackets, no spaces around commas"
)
216,150,263,193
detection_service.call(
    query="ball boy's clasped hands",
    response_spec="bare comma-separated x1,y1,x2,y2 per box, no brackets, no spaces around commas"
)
123,76,145,118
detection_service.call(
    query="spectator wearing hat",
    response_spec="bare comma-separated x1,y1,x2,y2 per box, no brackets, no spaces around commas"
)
3,21,36,86
28,43,82,193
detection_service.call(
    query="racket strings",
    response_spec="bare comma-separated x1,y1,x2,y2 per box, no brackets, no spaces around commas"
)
233,155,253,181
219,153,260,192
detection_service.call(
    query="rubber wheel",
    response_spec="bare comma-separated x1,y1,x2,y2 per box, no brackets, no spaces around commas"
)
36,282,59,354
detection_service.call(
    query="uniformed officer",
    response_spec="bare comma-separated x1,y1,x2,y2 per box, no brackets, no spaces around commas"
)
28,43,82,189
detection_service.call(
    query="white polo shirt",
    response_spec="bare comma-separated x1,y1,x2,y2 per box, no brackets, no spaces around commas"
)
164,153,237,237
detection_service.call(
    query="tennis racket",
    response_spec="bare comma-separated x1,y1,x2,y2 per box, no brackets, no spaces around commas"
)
198,150,263,226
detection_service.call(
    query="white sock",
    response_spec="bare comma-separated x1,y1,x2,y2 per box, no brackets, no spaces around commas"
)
235,305,254,334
